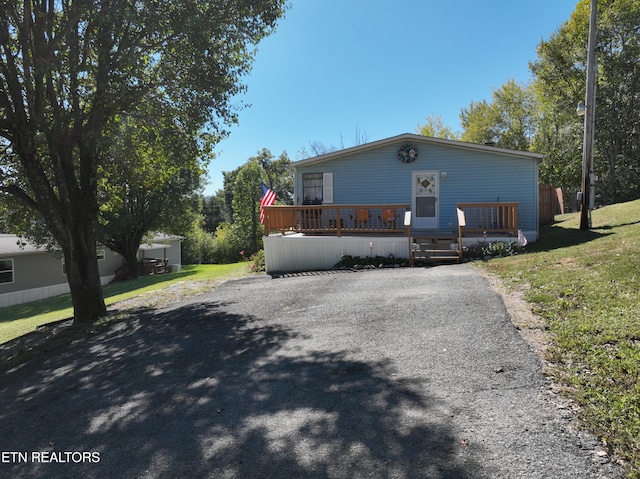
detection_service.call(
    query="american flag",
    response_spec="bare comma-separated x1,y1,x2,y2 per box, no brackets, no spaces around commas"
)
259,183,276,224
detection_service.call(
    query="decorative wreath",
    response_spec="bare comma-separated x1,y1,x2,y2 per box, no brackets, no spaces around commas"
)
398,144,418,163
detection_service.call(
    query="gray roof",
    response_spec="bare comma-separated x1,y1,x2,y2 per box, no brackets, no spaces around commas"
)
0,234,45,256
0,233,182,257
292,133,545,168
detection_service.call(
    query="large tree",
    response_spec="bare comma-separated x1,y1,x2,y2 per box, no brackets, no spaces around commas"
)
98,113,204,278
201,191,231,234
416,114,460,140
221,148,292,218
0,1,287,322
231,160,263,256
460,79,538,151
532,0,640,205
255,148,293,205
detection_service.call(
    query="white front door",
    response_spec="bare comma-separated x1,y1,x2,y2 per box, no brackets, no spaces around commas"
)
412,171,439,229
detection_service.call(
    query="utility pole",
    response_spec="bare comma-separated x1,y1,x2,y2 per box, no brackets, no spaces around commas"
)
580,0,598,230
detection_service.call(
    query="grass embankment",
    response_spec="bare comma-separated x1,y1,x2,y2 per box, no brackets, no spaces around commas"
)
477,199,640,477
0,262,249,346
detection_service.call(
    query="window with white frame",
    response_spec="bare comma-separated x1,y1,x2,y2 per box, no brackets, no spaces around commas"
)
0,259,14,284
302,173,333,204
302,173,323,204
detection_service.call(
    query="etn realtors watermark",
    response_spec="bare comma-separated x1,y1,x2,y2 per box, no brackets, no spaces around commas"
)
2,451,100,463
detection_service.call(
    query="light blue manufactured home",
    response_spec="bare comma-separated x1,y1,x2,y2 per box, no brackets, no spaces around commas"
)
293,133,543,235
263,133,544,273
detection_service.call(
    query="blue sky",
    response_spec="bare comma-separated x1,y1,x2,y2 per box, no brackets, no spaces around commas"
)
203,0,578,196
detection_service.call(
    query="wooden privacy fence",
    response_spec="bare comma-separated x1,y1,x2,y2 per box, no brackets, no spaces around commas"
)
263,204,411,236
539,184,564,225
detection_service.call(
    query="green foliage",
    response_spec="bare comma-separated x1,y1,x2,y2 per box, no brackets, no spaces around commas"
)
0,0,288,322
201,191,231,233
416,114,460,140
462,240,525,260
182,218,266,266
212,149,292,260
232,160,263,254
333,254,405,269
532,0,640,205
248,249,266,273
256,149,294,205
455,0,640,207
460,79,538,151
98,111,204,276
221,148,293,223
181,222,218,264
477,199,640,475
530,1,594,200
0,263,249,348
214,222,246,264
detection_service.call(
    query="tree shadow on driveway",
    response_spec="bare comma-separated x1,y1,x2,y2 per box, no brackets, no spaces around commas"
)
1,300,484,479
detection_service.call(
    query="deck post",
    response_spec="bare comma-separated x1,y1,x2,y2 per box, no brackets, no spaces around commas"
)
404,210,413,267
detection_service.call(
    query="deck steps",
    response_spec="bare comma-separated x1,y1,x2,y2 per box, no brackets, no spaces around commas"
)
411,235,461,264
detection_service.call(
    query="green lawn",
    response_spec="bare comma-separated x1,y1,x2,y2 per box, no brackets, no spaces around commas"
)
476,199,640,478
0,262,249,346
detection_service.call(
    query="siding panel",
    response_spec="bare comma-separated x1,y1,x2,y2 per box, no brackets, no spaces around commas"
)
294,138,539,235
264,235,409,273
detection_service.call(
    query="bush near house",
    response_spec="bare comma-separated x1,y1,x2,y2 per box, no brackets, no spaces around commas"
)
182,222,256,265
333,254,405,269
462,240,525,260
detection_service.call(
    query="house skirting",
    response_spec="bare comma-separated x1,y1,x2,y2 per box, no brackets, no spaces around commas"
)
263,234,410,274
0,274,115,308
263,231,537,274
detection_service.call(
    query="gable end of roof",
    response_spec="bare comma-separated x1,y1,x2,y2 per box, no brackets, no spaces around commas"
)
292,133,545,168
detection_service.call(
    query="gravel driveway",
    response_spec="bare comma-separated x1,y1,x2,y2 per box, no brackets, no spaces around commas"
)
0,264,622,478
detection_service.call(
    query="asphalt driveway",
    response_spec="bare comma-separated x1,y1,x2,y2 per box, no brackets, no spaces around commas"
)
0,264,622,478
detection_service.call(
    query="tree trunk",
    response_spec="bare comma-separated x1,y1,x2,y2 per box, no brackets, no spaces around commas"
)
124,253,141,279
251,191,259,254
63,229,107,323
101,231,145,279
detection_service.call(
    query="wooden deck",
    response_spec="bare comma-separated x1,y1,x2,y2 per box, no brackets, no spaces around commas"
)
263,204,411,236
262,202,520,269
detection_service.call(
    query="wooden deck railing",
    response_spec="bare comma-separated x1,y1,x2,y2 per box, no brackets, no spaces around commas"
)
263,204,411,237
457,202,519,237
264,202,519,237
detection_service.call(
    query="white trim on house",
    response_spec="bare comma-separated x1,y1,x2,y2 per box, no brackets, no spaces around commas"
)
138,242,173,250
412,171,439,229
0,258,15,285
322,173,334,204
